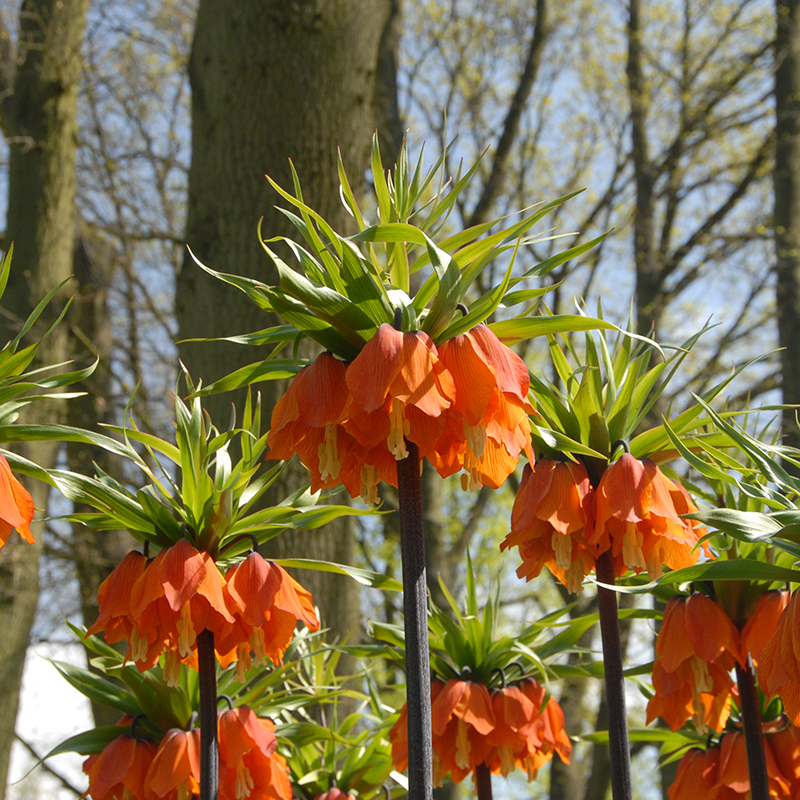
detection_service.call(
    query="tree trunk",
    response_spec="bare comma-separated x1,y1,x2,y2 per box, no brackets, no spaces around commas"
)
0,0,89,795
627,0,661,337
176,0,393,649
775,0,800,451
67,235,133,728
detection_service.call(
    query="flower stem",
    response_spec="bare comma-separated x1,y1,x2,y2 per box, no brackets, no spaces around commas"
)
735,654,769,800
397,440,433,800
595,550,632,800
475,763,493,800
197,629,219,800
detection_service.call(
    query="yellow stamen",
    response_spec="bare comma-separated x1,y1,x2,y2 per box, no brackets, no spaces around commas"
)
565,561,586,594
177,780,190,800
250,627,268,666
360,464,380,505
464,419,487,460
462,449,483,492
498,745,515,777
552,530,573,570
176,603,195,657
387,398,410,460
622,523,646,569
318,424,341,482
235,762,255,799
163,649,181,687
690,656,712,693
236,642,252,682
130,627,149,664
455,718,471,769
646,547,663,580
432,750,444,788
691,688,708,735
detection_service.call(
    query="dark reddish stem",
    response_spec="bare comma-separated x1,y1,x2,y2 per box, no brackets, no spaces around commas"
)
595,550,633,800
197,629,219,800
735,654,769,800
397,441,433,800
475,763,493,800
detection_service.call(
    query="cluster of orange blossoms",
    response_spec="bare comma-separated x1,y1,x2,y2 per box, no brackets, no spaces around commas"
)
88,540,319,683
390,678,571,786
83,707,291,800
669,723,800,800
647,591,791,734
759,589,800,726
500,454,708,593
266,324,534,504
0,453,34,549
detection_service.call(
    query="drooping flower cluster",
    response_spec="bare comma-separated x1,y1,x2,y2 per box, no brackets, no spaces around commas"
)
88,541,318,683
647,590,792,734
266,324,534,504
82,706,291,800
502,453,708,593
646,593,742,733
668,728,797,800
389,678,571,787
0,453,34,549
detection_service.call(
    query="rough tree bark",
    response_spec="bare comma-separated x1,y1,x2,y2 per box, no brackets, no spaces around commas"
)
175,0,394,647
0,0,89,795
775,0,800,451
67,235,132,728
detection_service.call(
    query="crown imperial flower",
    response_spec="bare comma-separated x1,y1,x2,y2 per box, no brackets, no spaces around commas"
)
590,453,707,580
758,588,800,725
217,553,319,679
501,459,595,593
218,707,291,800
145,727,202,800
0,454,34,549
646,593,742,733
82,734,156,800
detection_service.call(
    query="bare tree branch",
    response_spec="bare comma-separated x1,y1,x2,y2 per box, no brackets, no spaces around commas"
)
466,0,550,227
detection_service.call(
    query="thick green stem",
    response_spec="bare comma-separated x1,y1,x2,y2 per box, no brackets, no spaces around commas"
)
475,763,493,800
197,630,219,800
397,441,433,800
735,655,769,800
595,550,633,800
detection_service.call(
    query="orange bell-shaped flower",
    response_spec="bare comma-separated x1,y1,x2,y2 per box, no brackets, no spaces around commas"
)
82,734,156,800
767,718,800,795
218,707,291,800
759,588,800,725
667,747,717,800
711,731,791,798
484,679,571,782
646,593,742,733
145,727,201,800
0,453,34,549
740,589,790,667
344,324,455,461
501,459,595,594
217,553,319,679
435,325,534,491
391,678,496,786
87,550,148,645
266,352,366,498
590,453,707,580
